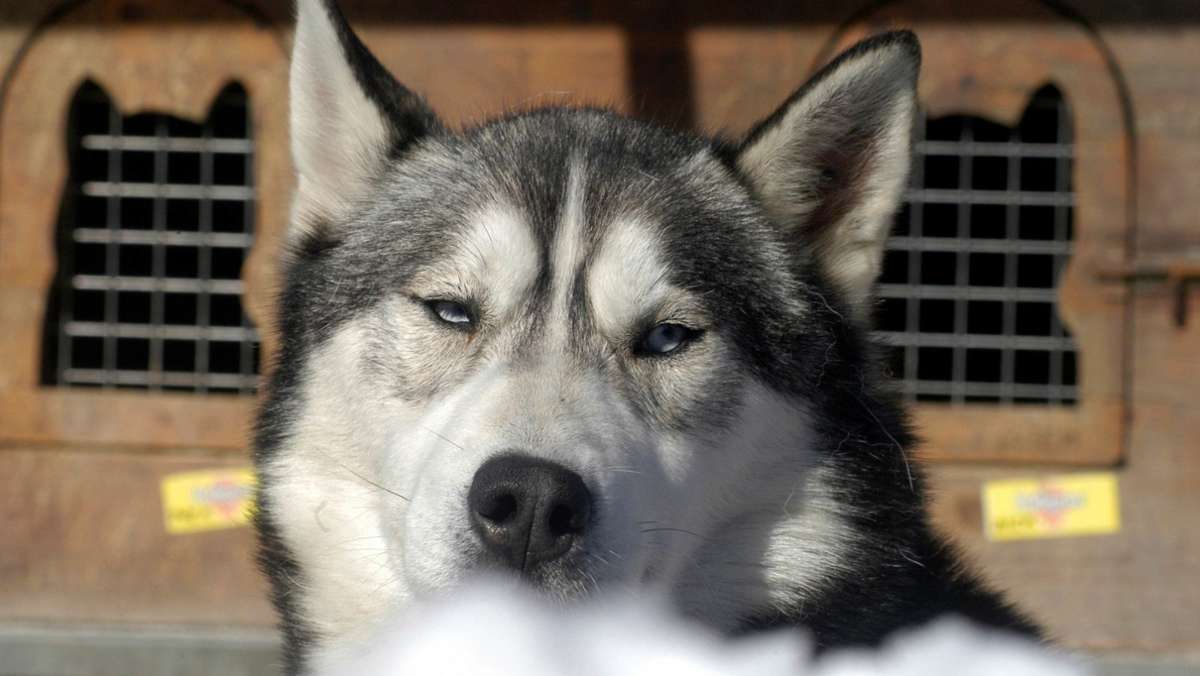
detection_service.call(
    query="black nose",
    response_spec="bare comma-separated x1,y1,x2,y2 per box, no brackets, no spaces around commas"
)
467,454,592,573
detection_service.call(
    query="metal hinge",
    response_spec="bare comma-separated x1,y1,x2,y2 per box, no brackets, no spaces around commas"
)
1096,259,1200,327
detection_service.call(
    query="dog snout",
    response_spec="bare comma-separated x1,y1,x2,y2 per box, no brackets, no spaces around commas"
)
467,453,592,573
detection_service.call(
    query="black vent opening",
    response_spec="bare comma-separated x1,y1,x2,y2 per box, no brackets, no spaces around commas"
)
41,81,260,394
876,84,1077,405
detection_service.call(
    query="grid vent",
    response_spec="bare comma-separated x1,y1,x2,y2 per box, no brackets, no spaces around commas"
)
876,84,1077,405
41,81,260,394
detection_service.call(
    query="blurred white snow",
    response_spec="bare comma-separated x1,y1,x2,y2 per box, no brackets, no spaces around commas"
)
316,578,1088,676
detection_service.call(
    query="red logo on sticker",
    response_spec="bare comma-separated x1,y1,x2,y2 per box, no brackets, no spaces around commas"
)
191,476,251,519
1016,483,1085,528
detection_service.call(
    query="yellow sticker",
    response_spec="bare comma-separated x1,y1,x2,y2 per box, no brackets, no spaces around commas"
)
982,472,1120,541
161,467,257,534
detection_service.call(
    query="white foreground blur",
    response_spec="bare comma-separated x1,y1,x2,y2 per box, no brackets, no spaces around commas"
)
316,578,1088,676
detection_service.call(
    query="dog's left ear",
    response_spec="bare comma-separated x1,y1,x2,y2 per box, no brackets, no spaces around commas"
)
289,0,442,237
736,32,920,320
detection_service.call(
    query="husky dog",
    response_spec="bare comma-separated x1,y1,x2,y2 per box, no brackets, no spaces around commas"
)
255,0,1038,671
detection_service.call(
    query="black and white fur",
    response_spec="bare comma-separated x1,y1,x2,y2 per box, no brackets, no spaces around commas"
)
255,1,1039,672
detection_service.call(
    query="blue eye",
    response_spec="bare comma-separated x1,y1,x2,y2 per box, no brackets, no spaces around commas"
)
639,323,698,356
428,300,473,327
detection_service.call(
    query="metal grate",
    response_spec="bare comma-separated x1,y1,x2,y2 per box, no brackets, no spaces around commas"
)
41,81,260,394
876,85,1077,405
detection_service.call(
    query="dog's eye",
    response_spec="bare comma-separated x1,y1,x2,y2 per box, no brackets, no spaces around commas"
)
427,300,473,328
638,323,699,356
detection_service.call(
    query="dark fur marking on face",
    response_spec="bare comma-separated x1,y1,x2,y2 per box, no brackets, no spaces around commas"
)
253,492,318,675
290,218,342,262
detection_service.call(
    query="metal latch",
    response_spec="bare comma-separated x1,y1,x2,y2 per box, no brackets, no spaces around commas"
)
1096,260,1200,327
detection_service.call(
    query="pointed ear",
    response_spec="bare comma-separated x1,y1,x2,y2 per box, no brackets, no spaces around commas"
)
736,31,920,320
289,0,441,237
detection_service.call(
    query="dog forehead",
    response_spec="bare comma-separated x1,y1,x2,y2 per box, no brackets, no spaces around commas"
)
426,176,684,332
369,110,792,330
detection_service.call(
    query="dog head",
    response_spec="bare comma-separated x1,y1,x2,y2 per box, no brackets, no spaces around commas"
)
258,0,919,660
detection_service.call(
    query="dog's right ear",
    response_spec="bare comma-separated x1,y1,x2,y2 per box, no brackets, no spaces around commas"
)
289,0,441,237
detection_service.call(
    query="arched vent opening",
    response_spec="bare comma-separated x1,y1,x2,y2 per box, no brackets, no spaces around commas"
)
876,84,1077,405
41,81,260,394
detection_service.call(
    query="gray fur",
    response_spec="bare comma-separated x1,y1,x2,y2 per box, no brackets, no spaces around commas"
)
255,3,1037,673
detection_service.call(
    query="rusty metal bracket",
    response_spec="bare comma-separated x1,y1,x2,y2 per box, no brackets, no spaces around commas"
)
1096,260,1200,327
